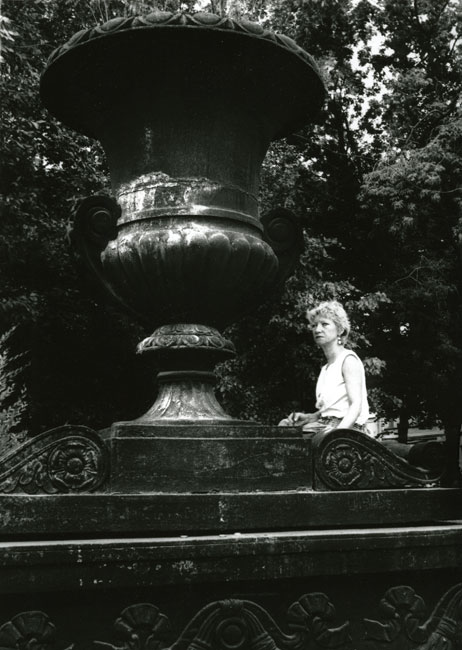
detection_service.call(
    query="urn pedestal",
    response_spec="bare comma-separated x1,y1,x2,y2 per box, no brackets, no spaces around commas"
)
0,10,460,650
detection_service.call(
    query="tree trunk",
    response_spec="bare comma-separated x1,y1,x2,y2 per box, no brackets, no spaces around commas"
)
441,421,461,487
397,408,408,443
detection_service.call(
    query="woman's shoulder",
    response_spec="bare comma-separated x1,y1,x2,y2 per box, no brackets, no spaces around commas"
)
341,349,365,370
341,347,363,358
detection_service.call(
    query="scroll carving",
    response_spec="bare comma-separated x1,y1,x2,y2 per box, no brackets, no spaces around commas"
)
71,194,125,312
0,425,108,493
261,208,304,293
94,595,352,650
312,429,440,490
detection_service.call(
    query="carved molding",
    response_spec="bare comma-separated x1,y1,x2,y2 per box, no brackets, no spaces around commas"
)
45,11,323,82
0,425,108,494
116,172,259,226
2,586,461,650
313,429,440,490
95,219,278,327
138,324,236,356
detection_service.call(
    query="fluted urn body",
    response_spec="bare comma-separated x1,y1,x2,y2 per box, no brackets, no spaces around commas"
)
41,12,325,424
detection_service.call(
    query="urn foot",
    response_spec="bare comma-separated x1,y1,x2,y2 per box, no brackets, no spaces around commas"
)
137,323,238,424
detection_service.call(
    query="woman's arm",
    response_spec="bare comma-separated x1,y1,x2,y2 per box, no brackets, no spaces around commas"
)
337,355,363,430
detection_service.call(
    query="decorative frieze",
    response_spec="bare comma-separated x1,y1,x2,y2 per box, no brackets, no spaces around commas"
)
1,586,460,650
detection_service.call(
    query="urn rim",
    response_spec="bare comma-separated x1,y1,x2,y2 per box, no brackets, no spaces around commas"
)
44,10,323,78
40,10,326,141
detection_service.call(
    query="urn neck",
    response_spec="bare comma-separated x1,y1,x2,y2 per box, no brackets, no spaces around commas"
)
99,101,269,226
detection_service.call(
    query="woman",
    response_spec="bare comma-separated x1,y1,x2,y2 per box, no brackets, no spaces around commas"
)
279,300,371,434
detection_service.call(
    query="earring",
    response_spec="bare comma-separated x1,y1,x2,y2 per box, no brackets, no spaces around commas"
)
337,337,342,345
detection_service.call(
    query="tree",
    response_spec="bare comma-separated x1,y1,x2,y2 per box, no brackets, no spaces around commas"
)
357,1,462,478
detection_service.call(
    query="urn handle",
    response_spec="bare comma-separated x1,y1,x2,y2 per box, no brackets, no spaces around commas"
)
71,194,121,303
261,207,304,289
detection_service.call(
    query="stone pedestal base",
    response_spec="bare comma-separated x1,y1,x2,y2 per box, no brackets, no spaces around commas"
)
103,423,311,492
0,424,459,649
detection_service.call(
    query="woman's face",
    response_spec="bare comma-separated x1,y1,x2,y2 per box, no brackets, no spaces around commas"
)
311,316,339,346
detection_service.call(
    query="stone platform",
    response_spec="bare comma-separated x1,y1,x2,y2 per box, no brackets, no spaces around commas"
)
0,424,460,650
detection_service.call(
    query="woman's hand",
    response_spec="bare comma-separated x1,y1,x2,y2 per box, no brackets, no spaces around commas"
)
278,411,320,427
295,411,319,425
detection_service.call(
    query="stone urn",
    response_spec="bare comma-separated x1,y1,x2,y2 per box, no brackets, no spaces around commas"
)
40,11,325,425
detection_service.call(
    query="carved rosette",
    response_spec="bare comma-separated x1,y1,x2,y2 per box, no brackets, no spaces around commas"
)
0,612,61,650
0,425,108,494
364,584,462,650
287,593,351,648
110,604,171,650
313,429,441,490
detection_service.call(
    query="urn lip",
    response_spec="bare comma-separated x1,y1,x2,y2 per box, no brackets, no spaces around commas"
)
45,11,323,74
40,10,326,140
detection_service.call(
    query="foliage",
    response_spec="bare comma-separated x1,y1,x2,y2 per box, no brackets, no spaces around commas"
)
220,0,462,429
0,328,28,455
358,0,462,428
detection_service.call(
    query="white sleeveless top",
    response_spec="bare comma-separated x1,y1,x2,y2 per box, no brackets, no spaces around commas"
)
315,349,370,425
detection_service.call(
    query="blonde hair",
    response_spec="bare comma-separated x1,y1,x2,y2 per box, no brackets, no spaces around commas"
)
306,300,350,342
